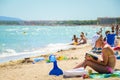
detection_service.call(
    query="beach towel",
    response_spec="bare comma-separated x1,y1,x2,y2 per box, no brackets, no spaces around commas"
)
90,71,120,79
107,34,116,47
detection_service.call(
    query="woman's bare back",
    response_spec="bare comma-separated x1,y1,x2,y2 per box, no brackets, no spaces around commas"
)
102,47,116,68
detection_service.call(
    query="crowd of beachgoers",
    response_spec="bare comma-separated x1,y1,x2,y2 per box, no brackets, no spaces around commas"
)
0,24,120,80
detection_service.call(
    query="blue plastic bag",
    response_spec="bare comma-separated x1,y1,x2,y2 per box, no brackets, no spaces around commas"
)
33,57,45,64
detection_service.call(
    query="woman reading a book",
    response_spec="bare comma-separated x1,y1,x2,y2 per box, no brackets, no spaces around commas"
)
74,35,116,73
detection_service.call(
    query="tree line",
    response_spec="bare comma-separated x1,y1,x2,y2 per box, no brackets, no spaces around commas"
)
0,19,120,25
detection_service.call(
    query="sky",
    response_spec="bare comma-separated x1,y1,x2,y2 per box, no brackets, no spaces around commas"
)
0,0,120,20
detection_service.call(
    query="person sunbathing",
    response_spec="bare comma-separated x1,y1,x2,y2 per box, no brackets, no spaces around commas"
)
74,35,116,73
78,34,87,45
70,35,79,45
91,32,100,49
92,35,103,54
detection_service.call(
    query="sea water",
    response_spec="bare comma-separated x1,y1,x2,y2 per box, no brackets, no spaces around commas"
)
0,25,110,63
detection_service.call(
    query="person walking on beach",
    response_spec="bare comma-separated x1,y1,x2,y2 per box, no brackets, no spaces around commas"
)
74,35,116,73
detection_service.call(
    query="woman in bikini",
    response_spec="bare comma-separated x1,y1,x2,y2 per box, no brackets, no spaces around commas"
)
78,34,87,45
74,35,116,73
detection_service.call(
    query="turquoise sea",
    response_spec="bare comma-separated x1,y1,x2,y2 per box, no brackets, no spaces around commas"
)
0,25,110,63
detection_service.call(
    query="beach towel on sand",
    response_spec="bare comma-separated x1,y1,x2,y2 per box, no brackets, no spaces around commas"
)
63,68,120,79
90,71,120,79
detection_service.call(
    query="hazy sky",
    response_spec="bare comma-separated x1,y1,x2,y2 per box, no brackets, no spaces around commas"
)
0,0,120,20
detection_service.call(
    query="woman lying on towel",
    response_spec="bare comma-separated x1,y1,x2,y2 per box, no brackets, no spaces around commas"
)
74,35,116,73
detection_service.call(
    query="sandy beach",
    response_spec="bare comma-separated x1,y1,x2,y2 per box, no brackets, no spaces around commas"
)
0,44,120,80
0,0,120,80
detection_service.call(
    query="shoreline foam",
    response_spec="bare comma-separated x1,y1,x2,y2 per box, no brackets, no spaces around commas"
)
0,43,90,65
0,42,90,63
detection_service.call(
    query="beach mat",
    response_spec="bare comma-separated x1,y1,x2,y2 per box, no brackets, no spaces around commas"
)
90,71,120,79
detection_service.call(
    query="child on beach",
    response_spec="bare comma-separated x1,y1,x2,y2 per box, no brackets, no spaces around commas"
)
74,35,116,73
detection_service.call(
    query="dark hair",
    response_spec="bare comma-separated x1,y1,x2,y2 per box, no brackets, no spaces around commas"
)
73,35,76,38
105,30,110,35
112,31,114,33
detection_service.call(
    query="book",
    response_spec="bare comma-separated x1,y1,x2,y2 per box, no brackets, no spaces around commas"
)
86,53,98,60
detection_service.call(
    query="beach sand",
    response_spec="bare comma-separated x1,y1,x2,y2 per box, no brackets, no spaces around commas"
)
0,44,120,80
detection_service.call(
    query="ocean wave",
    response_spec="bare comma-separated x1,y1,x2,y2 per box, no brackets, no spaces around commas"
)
0,49,16,57
0,42,91,63
6,29,19,32
45,43,73,53
21,27,29,31
0,43,73,63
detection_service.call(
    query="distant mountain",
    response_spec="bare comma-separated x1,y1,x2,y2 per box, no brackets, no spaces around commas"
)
0,16,22,21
